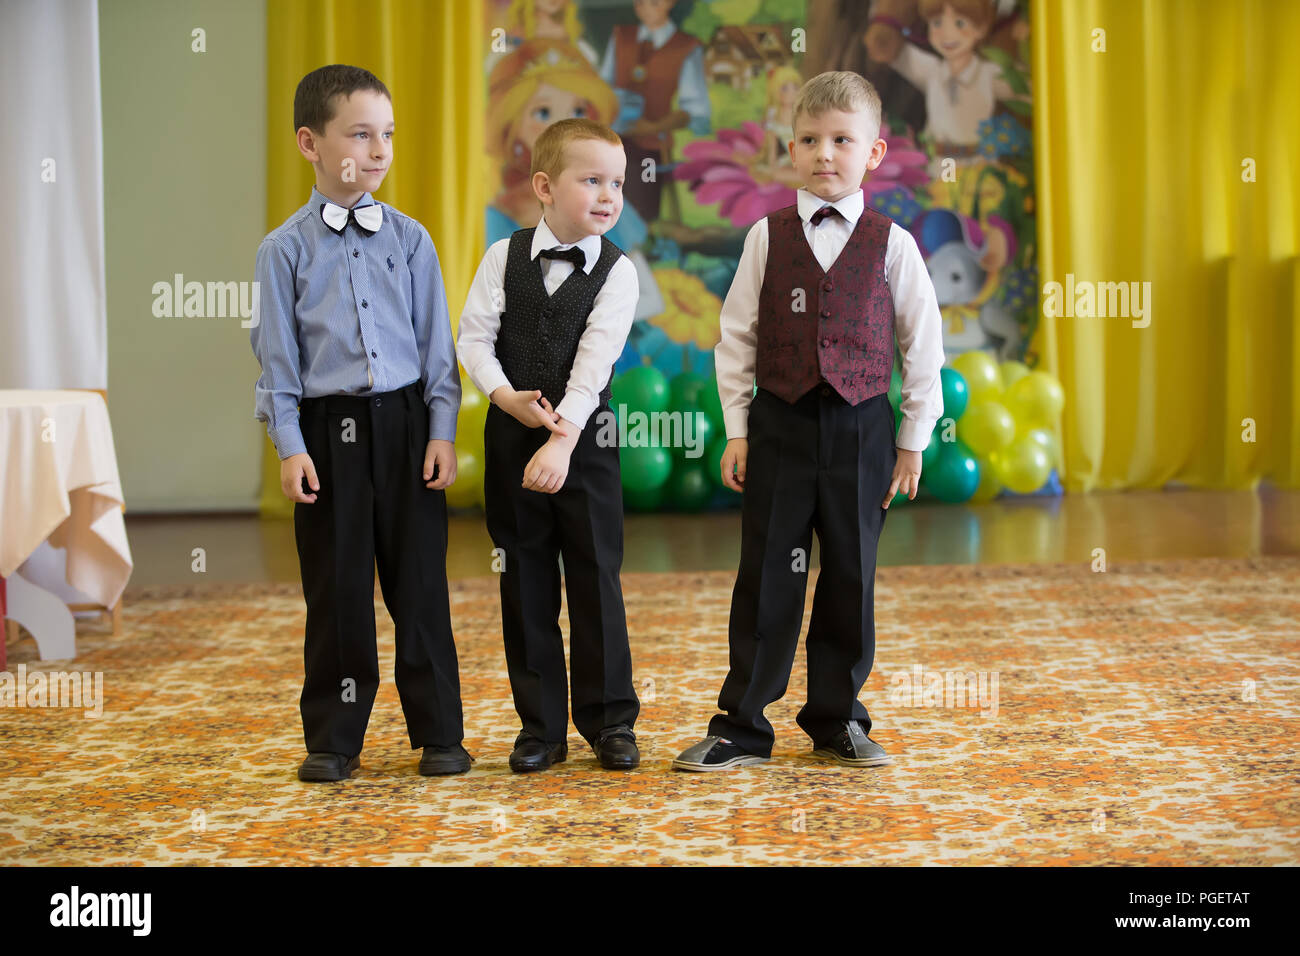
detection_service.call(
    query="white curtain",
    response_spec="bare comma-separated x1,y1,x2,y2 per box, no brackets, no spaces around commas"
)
0,0,106,389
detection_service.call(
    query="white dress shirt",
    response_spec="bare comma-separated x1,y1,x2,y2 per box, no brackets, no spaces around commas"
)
458,216,639,430
714,188,946,452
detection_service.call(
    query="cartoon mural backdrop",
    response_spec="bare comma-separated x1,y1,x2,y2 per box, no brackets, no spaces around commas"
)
450,0,1060,512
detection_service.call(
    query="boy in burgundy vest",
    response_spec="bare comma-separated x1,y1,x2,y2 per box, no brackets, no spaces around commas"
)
673,72,946,771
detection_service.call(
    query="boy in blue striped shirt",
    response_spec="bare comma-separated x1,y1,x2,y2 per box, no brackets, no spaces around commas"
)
250,64,469,782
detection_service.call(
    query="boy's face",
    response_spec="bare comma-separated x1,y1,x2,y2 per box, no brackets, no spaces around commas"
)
633,0,675,29
788,107,887,204
533,138,626,244
298,90,394,203
927,4,989,59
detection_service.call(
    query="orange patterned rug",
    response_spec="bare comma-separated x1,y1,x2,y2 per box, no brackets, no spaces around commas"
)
2,557,1297,866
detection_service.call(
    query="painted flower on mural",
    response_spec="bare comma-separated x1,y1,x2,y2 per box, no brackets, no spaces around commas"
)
998,265,1038,315
870,185,924,228
648,269,723,351
674,121,796,227
978,114,1032,160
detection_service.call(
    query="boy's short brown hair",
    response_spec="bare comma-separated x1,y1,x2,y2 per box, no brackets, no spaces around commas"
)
792,71,883,138
531,118,624,181
293,64,391,134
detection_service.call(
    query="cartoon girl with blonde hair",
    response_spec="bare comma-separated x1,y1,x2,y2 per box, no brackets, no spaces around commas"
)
486,39,663,318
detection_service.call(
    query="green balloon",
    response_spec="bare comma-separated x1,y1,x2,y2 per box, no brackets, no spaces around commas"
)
612,366,669,415
923,439,981,503
673,403,715,463
623,482,665,512
669,371,710,410
619,444,671,492
888,366,903,410
941,367,969,421
699,375,725,434
664,460,713,512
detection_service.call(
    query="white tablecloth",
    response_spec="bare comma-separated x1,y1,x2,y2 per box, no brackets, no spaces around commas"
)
0,390,132,609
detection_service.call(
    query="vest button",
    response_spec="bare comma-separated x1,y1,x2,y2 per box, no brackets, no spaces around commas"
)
820,309,831,318
823,282,833,292
820,337,831,347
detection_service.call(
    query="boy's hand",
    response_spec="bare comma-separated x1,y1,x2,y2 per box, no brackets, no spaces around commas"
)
720,438,748,492
280,452,319,504
424,439,456,490
492,386,564,434
884,448,922,508
522,420,580,494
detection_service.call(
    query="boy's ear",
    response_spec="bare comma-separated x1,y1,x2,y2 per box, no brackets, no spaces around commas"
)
532,170,554,206
296,126,320,163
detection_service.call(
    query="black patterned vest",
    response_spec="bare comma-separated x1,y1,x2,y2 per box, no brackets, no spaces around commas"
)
497,228,624,410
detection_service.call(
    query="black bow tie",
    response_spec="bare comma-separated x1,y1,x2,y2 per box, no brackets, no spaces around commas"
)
810,205,843,226
539,246,586,267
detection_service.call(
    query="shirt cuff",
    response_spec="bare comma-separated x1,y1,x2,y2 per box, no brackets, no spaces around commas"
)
723,405,750,441
896,417,935,452
476,367,513,404
270,423,307,460
555,392,598,431
428,406,457,444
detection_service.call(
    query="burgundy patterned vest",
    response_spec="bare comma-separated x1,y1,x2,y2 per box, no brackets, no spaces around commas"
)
756,204,895,405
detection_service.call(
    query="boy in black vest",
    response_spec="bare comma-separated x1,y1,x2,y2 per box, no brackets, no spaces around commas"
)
673,71,946,771
458,118,641,772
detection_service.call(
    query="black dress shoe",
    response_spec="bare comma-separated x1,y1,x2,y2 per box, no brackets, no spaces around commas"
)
508,734,567,772
297,752,360,782
419,744,474,776
593,725,640,769
811,721,891,767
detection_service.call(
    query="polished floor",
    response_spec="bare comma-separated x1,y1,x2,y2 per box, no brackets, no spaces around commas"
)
120,485,1300,593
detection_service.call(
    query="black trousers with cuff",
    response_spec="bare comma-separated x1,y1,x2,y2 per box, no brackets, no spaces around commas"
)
707,385,897,757
482,401,639,747
294,381,464,756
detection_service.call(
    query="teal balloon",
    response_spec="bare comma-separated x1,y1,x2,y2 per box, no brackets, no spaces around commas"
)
619,444,671,492
941,367,970,421
672,403,714,463
669,371,710,410
612,366,669,414
623,482,665,512
888,366,902,410
924,439,981,503
921,430,945,471
664,460,713,512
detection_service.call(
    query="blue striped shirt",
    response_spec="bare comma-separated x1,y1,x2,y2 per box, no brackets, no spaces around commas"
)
251,185,460,459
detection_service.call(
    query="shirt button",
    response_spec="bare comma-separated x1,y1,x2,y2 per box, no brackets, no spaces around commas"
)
361,300,368,309
371,350,377,358
353,250,359,258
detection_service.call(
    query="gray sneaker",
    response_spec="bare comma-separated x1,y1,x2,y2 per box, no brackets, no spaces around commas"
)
671,735,769,772
811,722,891,767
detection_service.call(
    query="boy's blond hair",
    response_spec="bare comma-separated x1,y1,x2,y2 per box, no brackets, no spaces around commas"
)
531,118,624,181
792,71,883,137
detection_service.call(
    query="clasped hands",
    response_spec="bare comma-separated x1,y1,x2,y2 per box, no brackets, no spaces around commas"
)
491,386,578,494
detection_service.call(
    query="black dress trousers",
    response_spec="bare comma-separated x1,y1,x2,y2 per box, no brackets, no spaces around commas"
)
708,384,898,757
482,401,639,746
294,381,464,756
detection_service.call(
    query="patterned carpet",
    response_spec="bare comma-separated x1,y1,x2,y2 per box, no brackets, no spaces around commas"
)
2,556,1297,866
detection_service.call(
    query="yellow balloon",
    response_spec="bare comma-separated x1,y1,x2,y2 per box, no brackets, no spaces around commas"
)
999,360,1031,390
1004,371,1065,428
956,399,1016,456
445,446,484,509
458,375,490,440
991,436,1052,493
1022,426,1062,473
970,458,1003,502
951,350,1002,401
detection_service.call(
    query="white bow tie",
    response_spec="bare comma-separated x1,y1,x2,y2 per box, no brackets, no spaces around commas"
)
320,200,383,235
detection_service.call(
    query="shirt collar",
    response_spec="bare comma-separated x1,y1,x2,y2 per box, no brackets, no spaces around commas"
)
950,55,982,86
797,187,864,228
636,20,678,49
531,216,602,274
310,185,377,211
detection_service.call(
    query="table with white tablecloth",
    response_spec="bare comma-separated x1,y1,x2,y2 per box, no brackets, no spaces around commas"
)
0,390,132,661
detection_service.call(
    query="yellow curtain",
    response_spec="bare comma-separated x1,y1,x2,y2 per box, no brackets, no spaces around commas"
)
259,0,486,517
1031,0,1300,491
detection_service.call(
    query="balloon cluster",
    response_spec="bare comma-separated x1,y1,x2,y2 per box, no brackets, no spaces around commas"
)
891,351,1064,505
611,367,737,512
